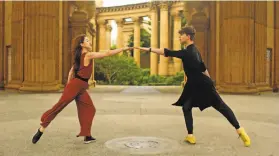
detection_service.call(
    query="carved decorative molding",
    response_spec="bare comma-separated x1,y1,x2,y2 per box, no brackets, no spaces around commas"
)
186,1,210,15
86,1,96,19
149,1,159,11
190,12,209,31
72,1,96,20
171,10,182,17
69,3,78,18
158,2,170,11
96,2,150,13
70,11,88,23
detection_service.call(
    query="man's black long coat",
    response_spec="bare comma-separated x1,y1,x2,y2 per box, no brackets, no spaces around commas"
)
164,44,224,111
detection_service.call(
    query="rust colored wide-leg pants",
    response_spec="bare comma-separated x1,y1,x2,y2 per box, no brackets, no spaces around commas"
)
40,78,96,137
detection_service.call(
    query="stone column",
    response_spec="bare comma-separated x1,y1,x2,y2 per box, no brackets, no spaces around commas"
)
150,5,159,75
183,2,210,88
274,1,279,92
88,7,96,88
5,2,24,90
116,18,124,55
70,3,96,88
218,1,257,93
90,33,96,87
58,1,63,88
123,27,133,56
105,24,112,50
0,2,4,89
20,2,61,91
88,19,97,88
132,17,141,67
190,11,209,66
159,2,169,76
97,19,107,52
93,24,97,52
88,30,96,88
172,11,182,73
62,1,70,85
3,1,12,89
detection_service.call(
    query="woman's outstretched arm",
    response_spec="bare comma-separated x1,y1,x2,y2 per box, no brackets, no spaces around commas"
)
86,47,133,59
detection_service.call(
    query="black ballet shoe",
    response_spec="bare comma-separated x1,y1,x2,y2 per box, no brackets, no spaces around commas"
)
32,129,43,144
84,136,96,144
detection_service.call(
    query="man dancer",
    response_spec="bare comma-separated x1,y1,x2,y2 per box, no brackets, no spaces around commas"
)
135,25,251,147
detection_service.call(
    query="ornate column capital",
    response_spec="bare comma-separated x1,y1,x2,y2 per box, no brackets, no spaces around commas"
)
186,1,210,16
69,3,78,18
85,1,96,20
115,18,124,27
97,19,107,26
131,17,142,24
74,1,87,12
149,1,159,12
171,10,182,19
71,11,88,23
158,2,170,11
190,12,209,30
106,24,112,32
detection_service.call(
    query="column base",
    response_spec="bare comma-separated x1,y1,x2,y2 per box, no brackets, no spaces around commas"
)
0,81,4,90
19,81,62,92
5,80,22,89
217,83,259,94
256,84,273,92
272,84,278,92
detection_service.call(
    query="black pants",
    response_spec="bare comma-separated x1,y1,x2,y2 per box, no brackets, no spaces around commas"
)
182,100,240,134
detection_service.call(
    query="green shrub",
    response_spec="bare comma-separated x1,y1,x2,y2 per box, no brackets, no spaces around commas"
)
95,55,184,86
95,55,141,85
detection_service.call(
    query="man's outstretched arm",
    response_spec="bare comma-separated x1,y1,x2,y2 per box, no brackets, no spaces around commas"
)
134,47,164,55
134,47,186,58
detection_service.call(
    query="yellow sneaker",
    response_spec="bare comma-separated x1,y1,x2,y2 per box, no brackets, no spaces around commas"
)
185,135,196,144
238,127,251,147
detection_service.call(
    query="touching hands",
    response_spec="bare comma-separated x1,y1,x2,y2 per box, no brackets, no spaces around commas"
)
122,47,133,51
134,47,150,52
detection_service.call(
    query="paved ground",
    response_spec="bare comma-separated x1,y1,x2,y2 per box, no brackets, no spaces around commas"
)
0,85,279,156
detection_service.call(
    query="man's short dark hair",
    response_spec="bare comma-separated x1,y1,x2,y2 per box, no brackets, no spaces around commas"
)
178,25,196,41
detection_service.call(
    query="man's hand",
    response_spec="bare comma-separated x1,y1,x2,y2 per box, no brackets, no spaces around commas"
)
134,47,150,52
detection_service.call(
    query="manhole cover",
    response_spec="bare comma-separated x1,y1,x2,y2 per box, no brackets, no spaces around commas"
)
105,136,180,155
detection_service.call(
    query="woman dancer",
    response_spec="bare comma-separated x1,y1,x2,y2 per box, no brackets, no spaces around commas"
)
32,34,132,144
